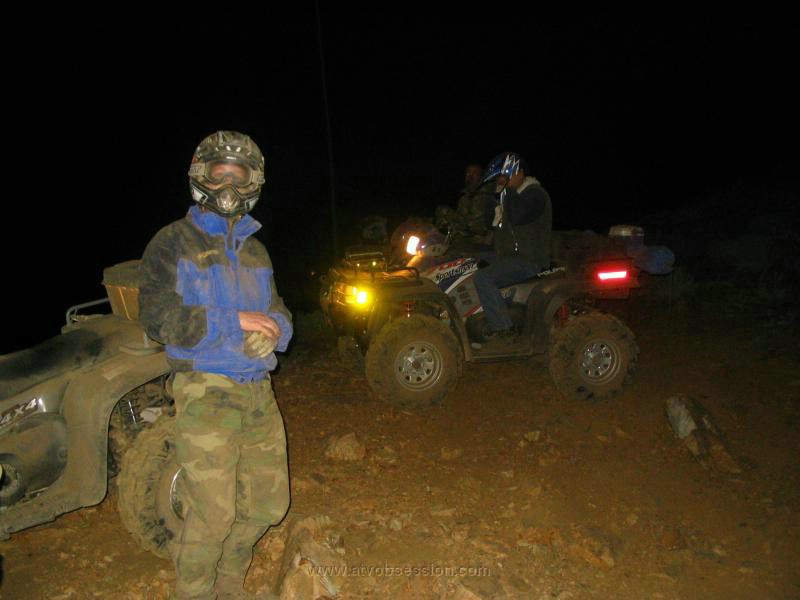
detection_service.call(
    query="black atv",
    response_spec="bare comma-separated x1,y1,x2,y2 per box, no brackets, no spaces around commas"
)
321,222,670,408
0,261,181,558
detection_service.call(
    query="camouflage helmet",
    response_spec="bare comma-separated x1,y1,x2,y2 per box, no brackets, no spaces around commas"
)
188,131,266,216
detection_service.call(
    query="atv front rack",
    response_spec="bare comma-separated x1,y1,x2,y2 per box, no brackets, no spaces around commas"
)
332,262,421,285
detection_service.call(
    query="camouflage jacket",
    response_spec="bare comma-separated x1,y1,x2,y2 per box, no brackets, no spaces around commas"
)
455,182,494,236
139,205,293,382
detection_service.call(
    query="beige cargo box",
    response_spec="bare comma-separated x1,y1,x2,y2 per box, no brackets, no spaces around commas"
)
103,260,142,320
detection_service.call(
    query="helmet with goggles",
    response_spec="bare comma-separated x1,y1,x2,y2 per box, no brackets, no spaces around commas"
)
188,130,266,216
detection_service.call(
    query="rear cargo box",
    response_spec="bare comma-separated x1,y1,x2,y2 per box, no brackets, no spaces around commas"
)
103,260,141,320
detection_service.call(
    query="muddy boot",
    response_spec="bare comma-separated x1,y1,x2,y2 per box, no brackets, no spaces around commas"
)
216,593,278,600
168,589,217,600
215,576,279,600
216,588,278,600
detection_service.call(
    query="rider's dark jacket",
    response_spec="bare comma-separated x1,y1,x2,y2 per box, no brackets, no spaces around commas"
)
139,205,292,382
494,176,552,269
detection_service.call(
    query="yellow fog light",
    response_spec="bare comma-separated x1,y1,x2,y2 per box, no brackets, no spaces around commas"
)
339,284,371,307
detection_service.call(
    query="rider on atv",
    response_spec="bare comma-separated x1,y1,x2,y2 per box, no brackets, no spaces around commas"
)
435,163,495,251
473,152,553,349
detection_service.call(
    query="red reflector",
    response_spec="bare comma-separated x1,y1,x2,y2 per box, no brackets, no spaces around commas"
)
597,270,628,281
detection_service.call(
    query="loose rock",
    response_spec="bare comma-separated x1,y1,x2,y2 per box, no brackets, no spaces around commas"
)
325,433,366,461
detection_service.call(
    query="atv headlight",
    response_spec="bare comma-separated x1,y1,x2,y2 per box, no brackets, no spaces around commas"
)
406,236,420,255
348,286,371,308
335,283,372,308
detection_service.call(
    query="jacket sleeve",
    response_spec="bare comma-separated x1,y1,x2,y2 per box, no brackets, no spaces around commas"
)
264,250,293,352
505,185,548,227
139,229,241,349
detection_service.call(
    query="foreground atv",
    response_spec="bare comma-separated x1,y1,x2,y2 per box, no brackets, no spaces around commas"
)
0,261,182,556
320,224,660,408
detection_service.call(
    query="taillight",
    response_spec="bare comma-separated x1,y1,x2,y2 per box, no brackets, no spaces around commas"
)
588,261,638,298
597,270,628,282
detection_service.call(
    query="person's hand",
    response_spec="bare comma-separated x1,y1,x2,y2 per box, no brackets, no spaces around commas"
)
238,311,281,339
244,331,277,358
507,171,525,190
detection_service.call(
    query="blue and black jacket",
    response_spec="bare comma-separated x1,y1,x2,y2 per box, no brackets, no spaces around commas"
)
139,205,292,382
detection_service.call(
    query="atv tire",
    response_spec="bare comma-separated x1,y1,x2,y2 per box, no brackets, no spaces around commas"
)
366,314,462,409
548,312,638,401
117,416,183,558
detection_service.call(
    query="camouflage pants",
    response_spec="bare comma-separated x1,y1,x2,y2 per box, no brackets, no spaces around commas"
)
169,371,290,600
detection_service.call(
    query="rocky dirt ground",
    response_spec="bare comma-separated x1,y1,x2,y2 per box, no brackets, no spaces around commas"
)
1,285,798,599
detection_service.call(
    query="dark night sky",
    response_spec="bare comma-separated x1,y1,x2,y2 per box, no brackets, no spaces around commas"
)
4,7,799,353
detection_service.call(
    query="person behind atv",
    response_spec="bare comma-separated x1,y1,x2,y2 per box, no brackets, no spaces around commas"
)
474,152,552,346
435,163,494,249
139,131,292,600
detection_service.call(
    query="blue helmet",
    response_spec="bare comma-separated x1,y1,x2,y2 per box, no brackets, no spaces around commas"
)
482,152,528,184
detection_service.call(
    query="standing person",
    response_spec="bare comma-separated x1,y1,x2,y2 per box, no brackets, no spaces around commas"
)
139,130,292,600
474,152,552,348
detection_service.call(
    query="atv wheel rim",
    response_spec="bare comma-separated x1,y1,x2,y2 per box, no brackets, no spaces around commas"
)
579,339,621,384
166,466,185,521
394,341,443,391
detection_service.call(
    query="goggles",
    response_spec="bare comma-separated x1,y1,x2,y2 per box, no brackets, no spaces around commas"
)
189,158,265,188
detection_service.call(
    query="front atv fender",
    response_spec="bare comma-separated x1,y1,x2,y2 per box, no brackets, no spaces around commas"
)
367,288,471,362
0,349,169,538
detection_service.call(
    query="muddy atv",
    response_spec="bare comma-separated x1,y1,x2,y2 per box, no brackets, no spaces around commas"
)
0,261,181,558
320,224,662,408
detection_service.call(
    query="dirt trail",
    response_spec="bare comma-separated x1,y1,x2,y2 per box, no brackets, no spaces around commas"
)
1,301,798,599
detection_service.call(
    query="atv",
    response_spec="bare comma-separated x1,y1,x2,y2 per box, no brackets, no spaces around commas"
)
0,260,182,558
321,222,671,408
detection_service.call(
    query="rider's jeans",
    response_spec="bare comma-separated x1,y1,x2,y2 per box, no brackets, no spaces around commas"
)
473,255,540,332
